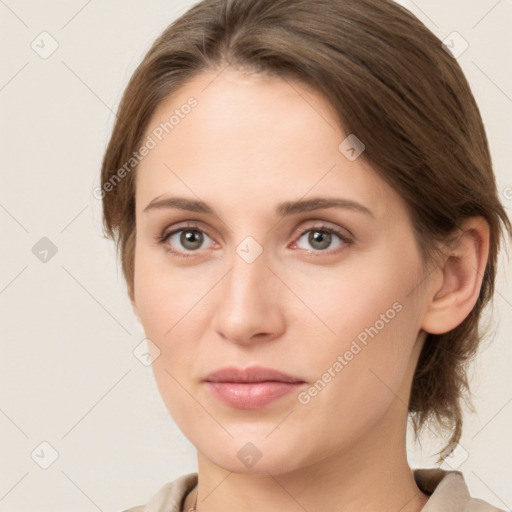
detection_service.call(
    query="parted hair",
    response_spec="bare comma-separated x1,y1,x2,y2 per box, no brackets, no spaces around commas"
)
100,0,511,457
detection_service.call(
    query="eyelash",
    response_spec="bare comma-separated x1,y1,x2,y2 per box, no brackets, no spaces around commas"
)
155,223,353,259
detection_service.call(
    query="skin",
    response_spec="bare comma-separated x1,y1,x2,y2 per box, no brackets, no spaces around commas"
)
130,68,489,512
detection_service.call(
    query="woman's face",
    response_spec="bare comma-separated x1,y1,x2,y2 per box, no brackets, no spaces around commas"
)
132,68,432,474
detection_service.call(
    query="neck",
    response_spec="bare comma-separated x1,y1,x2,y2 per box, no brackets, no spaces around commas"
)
184,403,429,512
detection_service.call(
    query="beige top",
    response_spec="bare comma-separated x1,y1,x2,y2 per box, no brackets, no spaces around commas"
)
121,468,505,512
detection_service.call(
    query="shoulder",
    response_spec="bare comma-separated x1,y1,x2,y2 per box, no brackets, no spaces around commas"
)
413,468,505,511
118,472,198,512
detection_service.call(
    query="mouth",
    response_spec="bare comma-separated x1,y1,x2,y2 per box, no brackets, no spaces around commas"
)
204,366,305,384
203,366,306,409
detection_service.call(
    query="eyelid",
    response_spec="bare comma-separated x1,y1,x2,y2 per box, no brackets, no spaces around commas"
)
157,220,213,240
294,221,353,240
156,222,217,249
290,223,353,255
155,231,207,260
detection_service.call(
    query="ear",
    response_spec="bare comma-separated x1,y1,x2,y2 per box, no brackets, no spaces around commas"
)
421,217,490,335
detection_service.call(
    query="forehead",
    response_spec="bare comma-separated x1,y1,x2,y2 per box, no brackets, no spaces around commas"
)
135,68,397,220
144,68,340,155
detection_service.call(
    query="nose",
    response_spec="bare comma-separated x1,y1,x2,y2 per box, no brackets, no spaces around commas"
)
211,245,286,346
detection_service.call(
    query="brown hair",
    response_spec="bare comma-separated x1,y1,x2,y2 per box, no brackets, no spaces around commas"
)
100,0,511,457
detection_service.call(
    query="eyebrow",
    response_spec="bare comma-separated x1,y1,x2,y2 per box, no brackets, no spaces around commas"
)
143,195,374,218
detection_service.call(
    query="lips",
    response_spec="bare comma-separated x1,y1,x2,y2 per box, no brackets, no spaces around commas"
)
204,366,304,384
203,366,306,409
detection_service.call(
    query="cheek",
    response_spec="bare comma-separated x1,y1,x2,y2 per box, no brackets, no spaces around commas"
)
291,250,417,353
133,250,209,342
133,260,205,418
135,269,204,427
133,251,213,388
293,308,417,452
292,253,421,417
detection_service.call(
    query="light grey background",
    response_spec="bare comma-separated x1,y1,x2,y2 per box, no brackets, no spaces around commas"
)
0,1,511,511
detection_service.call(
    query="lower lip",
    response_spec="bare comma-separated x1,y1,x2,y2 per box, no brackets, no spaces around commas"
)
205,381,304,409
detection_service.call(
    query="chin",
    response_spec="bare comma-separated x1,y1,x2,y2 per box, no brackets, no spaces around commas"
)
195,434,315,476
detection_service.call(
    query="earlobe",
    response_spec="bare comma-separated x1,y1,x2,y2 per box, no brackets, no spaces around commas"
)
421,217,490,335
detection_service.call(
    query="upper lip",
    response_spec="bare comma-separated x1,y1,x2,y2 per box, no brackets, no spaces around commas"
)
204,366,305,383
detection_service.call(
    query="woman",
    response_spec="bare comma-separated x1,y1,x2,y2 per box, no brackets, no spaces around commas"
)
99,0,511,511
